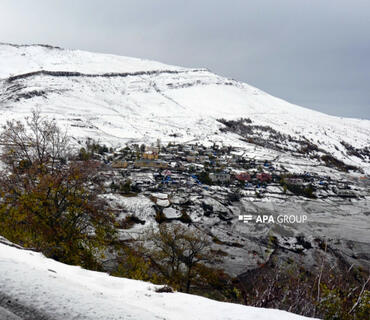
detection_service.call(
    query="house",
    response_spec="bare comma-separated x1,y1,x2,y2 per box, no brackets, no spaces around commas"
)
210,172,231,183
161,153,174,161
199,155,209,163
130,172,155,185
286,177,305,185
256,172,272,183
145,146,159,153
162,169,172,177
187,150,198,156
134,159,168,169
112,160,129,169
174,162,187,171
235,172,251,182
166,145,178,152
143,151,158,160
336,189,356,198
186,155,196,163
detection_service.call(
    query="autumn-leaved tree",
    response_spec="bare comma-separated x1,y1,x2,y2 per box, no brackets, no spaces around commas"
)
144,224,214,293
0,110,116,269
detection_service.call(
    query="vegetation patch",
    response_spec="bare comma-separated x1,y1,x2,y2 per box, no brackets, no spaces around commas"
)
0,110,116,269
120,215,145,229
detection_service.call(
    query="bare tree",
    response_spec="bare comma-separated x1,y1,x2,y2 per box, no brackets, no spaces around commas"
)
0,109,69,174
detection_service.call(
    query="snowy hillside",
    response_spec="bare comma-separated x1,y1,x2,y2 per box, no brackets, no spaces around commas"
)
0,237,316,320
0,43,368,319
0,43,186,77
0,42,369,174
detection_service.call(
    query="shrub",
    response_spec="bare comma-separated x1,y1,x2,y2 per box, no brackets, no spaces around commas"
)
179,210,192,223
155,210,167,223
198,171,213,185
120,180,132,194
120,215,145,229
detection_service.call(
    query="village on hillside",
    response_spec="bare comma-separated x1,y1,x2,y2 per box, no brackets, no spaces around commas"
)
81,140,367,204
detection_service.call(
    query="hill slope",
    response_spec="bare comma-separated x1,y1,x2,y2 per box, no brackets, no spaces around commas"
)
0,237,316,320
0,43,369,319
0,43,369,174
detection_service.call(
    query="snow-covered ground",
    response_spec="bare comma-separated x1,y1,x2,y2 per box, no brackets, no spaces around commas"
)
0,43,186,78
0,43,369,174
0,42,368,318
0,237,317,320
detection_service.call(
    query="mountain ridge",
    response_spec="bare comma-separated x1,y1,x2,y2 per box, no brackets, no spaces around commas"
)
0,43,369,175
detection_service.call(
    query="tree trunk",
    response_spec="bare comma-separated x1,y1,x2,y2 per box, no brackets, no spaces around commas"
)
185,266,192,293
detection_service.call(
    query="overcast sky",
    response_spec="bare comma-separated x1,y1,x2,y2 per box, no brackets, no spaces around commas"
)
1,0,369,119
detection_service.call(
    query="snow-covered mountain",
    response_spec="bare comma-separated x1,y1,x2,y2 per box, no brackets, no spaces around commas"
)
0,43,369,319
0,237,317,320
0,43,369,175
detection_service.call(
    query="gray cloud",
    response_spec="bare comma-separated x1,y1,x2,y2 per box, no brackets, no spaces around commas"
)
1,0,369,119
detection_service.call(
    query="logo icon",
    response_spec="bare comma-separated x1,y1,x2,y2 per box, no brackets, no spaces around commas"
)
239,215,253,223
